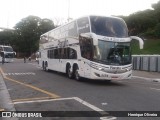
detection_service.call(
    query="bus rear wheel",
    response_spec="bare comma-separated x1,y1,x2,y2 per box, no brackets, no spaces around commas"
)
67,65,73,79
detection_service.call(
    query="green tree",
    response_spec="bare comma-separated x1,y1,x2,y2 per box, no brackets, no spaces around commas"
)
14,16,41,55
14,16,55,56
152,0,160,22
38,18,55,35
124,9,157,36
0,30,14,45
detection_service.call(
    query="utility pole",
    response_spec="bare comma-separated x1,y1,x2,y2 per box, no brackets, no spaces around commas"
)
67,0,70,22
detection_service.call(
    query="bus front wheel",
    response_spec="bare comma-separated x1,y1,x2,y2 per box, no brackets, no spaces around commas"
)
74,66,81,81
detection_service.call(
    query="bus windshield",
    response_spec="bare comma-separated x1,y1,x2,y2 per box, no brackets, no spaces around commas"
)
93,40,131,65
4,47,13,52
90,16,128,37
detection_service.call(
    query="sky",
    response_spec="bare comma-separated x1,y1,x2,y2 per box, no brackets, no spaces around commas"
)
0,0,159,29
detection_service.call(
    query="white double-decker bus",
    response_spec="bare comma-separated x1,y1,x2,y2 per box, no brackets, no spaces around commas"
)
39,15,144,81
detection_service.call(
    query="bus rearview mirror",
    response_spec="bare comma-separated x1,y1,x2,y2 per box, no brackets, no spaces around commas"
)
130,36,144,49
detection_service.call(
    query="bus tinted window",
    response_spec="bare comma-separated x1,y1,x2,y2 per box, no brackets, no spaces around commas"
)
0,47,3,52
77,17,90,34
47,49,54,59
48,48,77,59
90,16,128,38
68,48,77,59
4,47,13,52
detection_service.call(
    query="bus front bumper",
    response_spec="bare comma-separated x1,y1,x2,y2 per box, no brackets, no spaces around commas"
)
90,69,132,81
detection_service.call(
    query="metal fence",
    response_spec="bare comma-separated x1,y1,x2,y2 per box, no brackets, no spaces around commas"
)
132,55,160,72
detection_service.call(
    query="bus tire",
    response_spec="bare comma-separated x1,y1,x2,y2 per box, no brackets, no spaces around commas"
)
66,64,73,79
44,61,48,71
73,65,81,81
42,62,45,70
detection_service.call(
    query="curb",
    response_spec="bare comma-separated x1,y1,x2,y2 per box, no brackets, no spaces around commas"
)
132,76,160,82
0,75,19,120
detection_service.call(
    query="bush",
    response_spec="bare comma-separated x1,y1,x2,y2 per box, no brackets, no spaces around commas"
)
154,23,160,37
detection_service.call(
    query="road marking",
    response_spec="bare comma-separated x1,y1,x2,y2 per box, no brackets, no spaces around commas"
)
73,97,116,120
73,97,104,111
102,103,108,106
118,80,160,86
2,72,35,76
12,97,116,120
12,96,56,102
28,63,41,68
13,97,74,104
132,76,160,82
150,87,160,91
0,68,60,98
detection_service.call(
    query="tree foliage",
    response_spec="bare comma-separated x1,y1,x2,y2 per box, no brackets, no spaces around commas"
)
121,0,160,38
0,15,55,57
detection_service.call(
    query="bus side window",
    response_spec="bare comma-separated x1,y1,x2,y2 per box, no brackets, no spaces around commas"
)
60,48,66,59
0,47,3,56
47,50,50,58
69,48,77,59
0,47,2,52
50,50,54,59
54,49,58,59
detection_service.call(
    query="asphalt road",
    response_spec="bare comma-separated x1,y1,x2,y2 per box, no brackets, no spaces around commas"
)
0,59,160,120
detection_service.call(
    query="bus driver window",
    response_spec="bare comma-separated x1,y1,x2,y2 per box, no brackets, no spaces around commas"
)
79,36,93,60
103,19,116,37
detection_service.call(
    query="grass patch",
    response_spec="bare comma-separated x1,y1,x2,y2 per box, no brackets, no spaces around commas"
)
131,39,160,55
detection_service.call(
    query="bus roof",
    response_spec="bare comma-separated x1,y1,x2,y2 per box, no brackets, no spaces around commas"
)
40,15,124,37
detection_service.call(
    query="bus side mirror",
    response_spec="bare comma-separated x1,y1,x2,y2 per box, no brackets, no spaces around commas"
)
130,36,144,49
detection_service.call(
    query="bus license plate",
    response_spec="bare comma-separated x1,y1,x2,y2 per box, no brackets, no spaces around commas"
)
111,76,119,79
